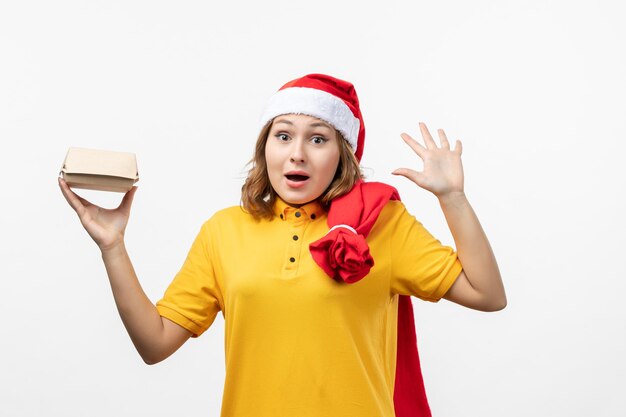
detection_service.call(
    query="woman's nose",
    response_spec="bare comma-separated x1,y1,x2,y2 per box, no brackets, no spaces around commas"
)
289,138,306,162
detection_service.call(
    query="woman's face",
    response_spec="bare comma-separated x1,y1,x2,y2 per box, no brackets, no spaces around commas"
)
265,113,341,207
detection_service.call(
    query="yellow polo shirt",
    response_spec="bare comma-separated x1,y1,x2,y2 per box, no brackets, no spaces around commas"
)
156,198,462,417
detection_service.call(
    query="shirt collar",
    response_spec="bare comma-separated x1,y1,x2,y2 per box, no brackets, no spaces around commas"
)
273,197,323,222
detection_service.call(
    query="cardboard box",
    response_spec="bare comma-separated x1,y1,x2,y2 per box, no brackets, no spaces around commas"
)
60,147,139,193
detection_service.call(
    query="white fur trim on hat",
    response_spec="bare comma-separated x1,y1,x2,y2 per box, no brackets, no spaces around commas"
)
259,87,360,152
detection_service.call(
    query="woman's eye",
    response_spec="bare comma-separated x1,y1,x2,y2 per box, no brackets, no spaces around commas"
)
276,133,289,141
311,136,327,144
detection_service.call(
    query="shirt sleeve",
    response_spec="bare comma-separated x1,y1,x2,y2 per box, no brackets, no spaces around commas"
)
387,201,463,302
156,219,223,337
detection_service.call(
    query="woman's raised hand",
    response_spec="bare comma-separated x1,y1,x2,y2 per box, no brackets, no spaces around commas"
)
392,122,464,199
58,177,138,252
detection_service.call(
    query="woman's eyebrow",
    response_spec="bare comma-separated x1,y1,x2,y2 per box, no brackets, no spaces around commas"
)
273,118,332,130
309,122,332,129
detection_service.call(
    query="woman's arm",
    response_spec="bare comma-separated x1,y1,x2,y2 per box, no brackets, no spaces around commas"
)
392,122,506,311
437,192,506,311
100,241,192,363
58,178,192,363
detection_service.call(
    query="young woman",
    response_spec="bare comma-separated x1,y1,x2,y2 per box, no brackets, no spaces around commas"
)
58,73,506,417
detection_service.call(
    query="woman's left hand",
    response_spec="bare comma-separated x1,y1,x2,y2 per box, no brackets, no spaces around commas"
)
392,122,464,199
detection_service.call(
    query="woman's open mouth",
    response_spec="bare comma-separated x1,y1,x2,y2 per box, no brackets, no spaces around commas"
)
285,173,310,188
285,174,309,182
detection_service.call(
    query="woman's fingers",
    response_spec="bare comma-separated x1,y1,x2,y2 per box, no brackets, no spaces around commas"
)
403,123,452,154
454,139,463,155
119,186,138,215
75,194,92,208
391,167,424,185
419,122,438,149
400,133,426,158
438,128,450,149
58,178,134,250
58,177,86,215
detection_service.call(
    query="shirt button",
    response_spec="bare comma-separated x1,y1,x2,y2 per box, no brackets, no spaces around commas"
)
311,213,316,219
293,235,298,241
289,257,295,262
295,211,301,218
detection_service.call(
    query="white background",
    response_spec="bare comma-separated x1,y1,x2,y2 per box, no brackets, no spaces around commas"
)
1,1,625,416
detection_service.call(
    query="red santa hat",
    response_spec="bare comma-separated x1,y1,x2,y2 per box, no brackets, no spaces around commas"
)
260,73,366,161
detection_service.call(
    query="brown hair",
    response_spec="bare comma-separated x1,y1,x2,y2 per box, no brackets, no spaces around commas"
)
241,119,363,220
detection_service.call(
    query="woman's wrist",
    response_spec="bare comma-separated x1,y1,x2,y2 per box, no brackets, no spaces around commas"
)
437,190,468,208
100,240,127,261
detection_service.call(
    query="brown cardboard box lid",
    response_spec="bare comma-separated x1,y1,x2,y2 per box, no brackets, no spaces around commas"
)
60,147,139,192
